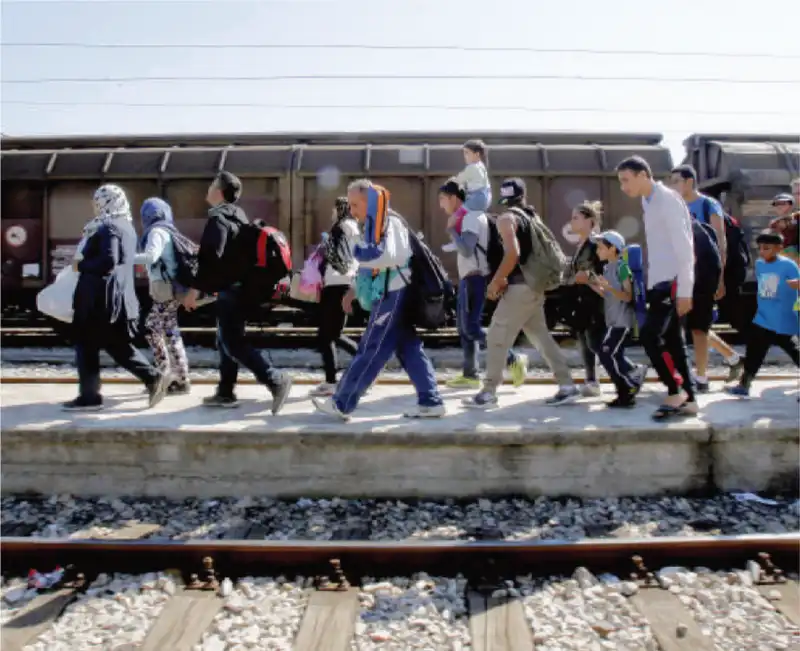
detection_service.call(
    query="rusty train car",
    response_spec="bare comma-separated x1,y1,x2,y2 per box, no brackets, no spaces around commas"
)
2,130,796,325
0,131,672,320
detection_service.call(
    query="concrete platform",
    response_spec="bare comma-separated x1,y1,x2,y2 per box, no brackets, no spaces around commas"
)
1,381,798,500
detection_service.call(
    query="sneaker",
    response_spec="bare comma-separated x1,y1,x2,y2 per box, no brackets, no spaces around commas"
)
508,354,528,388
404,404,446,419
202,394,240,408
726,359,745,384
726,385,750,398
631,365,648,391
695,380,710,394
312,396,350,421
446,375,481,389
580,381,602,397
309,382,336,398
167,382,191,396
62,397,104,412
462,391,499,410
607,396,636,409
147,373,171,408
270,374,293,416
545,386,581,406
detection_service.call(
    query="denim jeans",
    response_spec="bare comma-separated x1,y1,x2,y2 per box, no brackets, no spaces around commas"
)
458,274,515,378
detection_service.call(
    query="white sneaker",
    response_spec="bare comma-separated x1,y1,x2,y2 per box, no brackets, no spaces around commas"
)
310,382,336,398
312,396,350,421
580,381,602,397
404,404,446,419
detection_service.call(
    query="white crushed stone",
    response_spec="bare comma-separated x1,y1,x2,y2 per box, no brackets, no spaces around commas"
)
519,572,657,650
3,495,797,542
660,567,800,651
352,573,470,650
194,575,308,651
19,572,176,651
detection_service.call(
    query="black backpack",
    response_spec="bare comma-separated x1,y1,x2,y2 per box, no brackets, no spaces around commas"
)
699,196,750,287
395,216,453,330
158,229,198,290
692,220,722,293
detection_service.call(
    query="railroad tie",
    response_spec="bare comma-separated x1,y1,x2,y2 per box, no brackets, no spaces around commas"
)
468,590,533,651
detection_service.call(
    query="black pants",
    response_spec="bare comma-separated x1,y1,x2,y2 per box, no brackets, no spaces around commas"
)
597,327,637,396
76,328,159,400
216,288,282,397
640,282,695,400
743,323,800,383
576,326,604,383
318,284,359,384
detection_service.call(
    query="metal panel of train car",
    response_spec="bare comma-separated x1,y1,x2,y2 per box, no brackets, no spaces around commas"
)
106,149,164,177
223,146,294,176
163,149,222,178
0,152,51,180
1,182,46,289
49,151,107,178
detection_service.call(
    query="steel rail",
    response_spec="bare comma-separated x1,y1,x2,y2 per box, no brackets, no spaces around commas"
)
2,534,798,579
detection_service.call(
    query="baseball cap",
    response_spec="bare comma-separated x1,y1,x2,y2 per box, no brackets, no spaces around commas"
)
772,192,795,206
498,177,526,205
593,229,626,252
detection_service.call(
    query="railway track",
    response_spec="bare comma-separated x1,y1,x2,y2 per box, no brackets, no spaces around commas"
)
2,532,798,650
1,325,745,350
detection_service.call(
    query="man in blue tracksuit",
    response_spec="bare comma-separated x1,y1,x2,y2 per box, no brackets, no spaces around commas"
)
312,179,445,421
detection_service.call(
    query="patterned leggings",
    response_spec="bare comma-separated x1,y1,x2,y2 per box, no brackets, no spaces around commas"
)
144,300,189,385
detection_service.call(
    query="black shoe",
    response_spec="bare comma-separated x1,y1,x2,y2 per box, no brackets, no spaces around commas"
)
167,381,191,396
607,396,636,409
202,393,240,408
62,397,104,412
695,380,710,394
270,374,293,415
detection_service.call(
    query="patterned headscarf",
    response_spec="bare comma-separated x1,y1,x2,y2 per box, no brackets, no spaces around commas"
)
93,184,132,222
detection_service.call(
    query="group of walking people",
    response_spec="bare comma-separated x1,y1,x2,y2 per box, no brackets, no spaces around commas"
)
61,143,800,420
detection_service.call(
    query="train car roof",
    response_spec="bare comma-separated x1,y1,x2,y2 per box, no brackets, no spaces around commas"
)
1,130,665,151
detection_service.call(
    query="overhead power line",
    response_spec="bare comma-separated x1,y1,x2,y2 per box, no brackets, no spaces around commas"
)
3,73,798,85
2,42,799,59
3,100,795,116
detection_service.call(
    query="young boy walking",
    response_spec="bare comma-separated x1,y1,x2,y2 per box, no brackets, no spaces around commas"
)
727,231,800,397
589,230,646,407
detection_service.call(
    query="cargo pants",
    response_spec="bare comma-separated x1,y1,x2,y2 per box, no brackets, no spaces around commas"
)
484,283,573,392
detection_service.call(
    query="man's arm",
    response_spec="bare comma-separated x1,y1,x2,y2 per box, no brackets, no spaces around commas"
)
665,193,695,299
487,213,519,299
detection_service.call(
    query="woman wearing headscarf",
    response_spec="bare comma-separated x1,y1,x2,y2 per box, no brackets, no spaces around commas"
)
63,184,170,411
309,197,360,397
135,197,190,394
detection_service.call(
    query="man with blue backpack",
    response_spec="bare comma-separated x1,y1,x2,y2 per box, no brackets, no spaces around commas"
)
312,179,445,421
670,165,745,389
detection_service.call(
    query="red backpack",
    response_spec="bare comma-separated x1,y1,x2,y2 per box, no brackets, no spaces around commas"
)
235,220,293,303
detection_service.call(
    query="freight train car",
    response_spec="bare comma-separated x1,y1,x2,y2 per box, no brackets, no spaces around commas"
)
1,131,673,326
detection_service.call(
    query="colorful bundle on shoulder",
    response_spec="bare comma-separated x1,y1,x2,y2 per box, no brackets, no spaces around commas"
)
355,185,392,311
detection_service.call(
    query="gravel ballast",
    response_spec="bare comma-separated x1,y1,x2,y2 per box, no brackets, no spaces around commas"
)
2,495,798,542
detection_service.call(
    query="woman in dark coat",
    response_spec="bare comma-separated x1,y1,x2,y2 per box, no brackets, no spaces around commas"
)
63,184,170,411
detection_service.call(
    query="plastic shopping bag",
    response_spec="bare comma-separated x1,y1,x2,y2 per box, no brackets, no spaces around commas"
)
290,248,323,303
36,266,79,323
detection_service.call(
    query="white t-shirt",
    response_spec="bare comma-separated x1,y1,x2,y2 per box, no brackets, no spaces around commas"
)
324,219,361,286
456,211,490,278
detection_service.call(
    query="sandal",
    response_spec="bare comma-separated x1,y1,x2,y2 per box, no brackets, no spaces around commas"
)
652,402,688,421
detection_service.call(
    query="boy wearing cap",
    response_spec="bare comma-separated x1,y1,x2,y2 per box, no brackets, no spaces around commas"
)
589,230,644,407
726,231,799,397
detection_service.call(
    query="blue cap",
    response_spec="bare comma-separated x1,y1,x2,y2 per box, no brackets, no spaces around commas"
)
593,229,626,252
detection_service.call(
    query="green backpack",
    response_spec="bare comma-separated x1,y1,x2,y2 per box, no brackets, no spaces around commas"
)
509,207,567,293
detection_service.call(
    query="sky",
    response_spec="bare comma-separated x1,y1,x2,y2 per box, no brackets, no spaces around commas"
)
1,0,799,163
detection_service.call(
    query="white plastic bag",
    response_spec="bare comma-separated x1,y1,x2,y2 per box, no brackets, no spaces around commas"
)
36,266,79,323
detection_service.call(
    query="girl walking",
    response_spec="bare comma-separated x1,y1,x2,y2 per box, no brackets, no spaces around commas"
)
135,197,191,394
